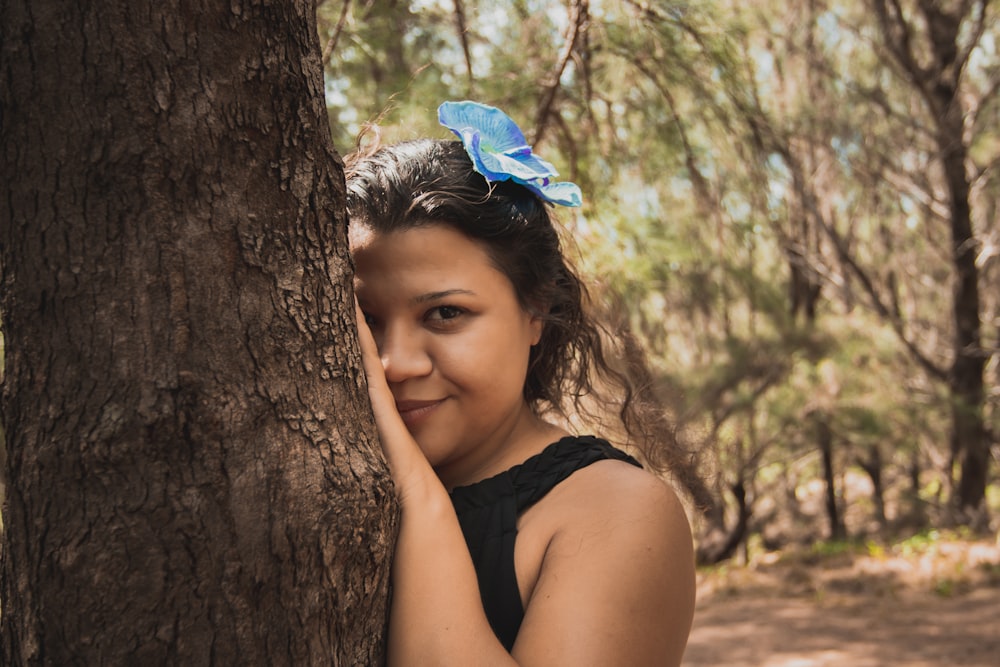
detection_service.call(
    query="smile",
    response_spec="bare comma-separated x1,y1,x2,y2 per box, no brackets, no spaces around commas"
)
394,399,445,427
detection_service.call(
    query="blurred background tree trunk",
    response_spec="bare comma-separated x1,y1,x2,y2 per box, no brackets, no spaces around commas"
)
0,0,397,663
869,0,989,520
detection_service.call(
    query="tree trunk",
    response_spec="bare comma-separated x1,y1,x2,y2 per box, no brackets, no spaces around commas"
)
937,95,988,515
868,0,989,519
903,447,928,530
0,0,397,664
815,415,844,541
695,477,750,566
858,444,886,531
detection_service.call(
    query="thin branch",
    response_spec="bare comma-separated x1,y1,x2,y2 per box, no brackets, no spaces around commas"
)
322,0,352,67
550,113,579,183
953,0,991,76
870,0,931,95
534,0,588,145
629,55,715,215
709,367,788,440
779,145,949,381
966,59,1000,149
773,16,936,142
571,11,596,131
971,153,1000,187
451,0,474,96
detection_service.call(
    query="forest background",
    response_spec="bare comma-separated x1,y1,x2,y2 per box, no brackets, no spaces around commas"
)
317,0,1000,557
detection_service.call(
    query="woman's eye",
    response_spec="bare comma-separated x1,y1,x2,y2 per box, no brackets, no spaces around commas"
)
427,305,464,322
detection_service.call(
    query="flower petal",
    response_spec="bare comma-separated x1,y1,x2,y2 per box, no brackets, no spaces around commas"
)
478,148,559,182
439,101,528,154
519,179,583,207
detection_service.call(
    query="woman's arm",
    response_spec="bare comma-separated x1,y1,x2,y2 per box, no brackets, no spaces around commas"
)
355,302,516,666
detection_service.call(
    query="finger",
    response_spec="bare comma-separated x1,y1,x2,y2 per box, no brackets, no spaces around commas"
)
354,300,428,487
354,299,380,367
354,302,391,396
354,300,409,434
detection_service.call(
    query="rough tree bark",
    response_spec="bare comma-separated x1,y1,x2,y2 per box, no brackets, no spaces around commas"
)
0,0,397,664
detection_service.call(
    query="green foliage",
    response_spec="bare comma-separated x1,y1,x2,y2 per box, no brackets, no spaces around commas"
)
894,529,946,557
320,0,999,546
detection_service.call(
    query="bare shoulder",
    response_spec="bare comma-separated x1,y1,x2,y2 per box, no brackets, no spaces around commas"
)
512,458,696,666
543,457,691,535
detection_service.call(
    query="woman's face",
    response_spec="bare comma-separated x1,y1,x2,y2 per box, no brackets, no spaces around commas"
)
351,223,543,487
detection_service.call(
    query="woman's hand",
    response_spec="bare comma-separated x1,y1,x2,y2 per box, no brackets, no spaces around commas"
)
354,299,435,499
355,298,514,665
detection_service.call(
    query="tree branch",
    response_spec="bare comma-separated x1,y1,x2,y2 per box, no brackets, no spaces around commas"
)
629,55,716,215
969,71,1000,139
451,0,474,96
534,0,588,144
322,0,352,67
952,0,991,76
870,0,931,95
779,145,949,381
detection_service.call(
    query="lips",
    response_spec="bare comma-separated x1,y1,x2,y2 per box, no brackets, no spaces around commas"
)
394,398,445,427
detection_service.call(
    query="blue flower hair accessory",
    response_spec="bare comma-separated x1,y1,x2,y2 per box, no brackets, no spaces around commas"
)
438,101,582,207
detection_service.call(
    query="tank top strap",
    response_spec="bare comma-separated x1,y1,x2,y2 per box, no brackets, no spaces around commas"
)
509,435,642,512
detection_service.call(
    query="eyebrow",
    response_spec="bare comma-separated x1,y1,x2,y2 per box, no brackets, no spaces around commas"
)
412,289,477,304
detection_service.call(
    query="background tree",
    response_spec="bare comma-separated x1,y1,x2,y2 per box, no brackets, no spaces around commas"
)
1,0,396,663
728,0,996,518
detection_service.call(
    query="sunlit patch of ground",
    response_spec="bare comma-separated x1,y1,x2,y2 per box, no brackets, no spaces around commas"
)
684,535,1000,666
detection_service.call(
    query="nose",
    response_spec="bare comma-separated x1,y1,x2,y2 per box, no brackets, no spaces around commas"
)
379,323,433,384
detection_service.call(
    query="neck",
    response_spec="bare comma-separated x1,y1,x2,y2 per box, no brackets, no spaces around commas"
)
435,408,567,491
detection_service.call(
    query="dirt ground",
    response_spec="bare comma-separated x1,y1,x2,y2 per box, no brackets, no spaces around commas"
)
683,537,1000,666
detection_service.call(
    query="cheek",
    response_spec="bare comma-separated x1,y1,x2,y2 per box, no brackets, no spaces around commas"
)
438,330,532,392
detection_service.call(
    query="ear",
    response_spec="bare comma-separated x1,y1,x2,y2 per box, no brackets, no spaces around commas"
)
528,311,545,347
526,303,546,346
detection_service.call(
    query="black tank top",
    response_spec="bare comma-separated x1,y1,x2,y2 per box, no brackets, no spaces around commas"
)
449,435,641,650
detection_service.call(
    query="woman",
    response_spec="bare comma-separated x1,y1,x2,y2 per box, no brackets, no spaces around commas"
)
348,101,696,665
